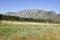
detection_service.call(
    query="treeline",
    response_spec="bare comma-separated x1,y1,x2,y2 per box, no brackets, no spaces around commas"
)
0,14,60,23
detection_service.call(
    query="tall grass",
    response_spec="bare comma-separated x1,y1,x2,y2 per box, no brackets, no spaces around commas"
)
0,23,60,40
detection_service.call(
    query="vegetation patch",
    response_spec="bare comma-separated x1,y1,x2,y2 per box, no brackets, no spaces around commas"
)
0,23,60,40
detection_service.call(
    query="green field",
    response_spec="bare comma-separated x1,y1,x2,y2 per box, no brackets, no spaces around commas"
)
0,22,60,40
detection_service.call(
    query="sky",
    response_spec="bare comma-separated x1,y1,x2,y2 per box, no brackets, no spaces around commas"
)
0,0,60,14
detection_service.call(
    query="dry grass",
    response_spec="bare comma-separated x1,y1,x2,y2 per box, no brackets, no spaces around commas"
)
0,21,60,40
1,21,60,25
5,30,60,40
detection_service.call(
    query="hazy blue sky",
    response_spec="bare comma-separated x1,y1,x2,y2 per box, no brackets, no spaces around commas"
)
0,0,60,14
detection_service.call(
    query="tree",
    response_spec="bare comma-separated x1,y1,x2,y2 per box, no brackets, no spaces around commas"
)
0,14,2,23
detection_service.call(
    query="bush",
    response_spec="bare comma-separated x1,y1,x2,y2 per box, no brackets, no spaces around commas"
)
0,14,60,23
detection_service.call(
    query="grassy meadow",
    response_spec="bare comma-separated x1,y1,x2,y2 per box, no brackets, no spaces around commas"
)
0,21,60,40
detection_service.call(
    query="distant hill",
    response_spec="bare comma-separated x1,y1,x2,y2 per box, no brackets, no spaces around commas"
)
4,9,60,22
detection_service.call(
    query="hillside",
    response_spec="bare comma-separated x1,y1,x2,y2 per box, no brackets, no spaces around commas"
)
4,9,60,22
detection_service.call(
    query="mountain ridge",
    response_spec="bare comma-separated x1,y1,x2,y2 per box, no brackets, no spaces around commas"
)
4,9,60,22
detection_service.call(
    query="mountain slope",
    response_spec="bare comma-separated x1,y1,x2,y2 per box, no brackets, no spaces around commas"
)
4,9,60,22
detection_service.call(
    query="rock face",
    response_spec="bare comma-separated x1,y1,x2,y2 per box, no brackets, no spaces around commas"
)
4,9,60,22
